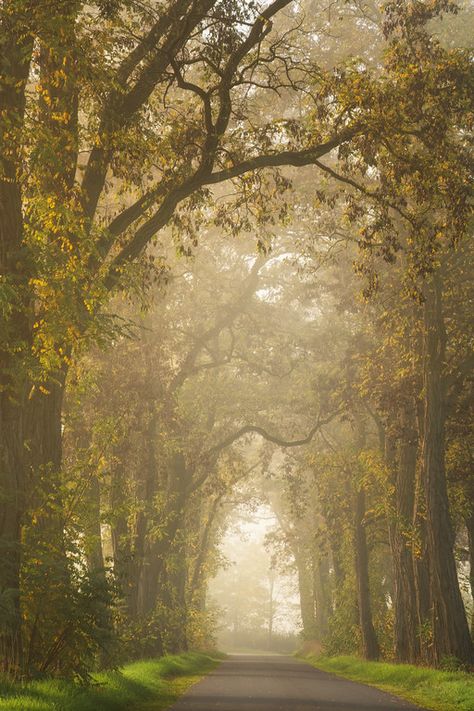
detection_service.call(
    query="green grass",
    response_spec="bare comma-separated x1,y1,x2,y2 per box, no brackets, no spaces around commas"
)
301,654,474,711
0,652,222,711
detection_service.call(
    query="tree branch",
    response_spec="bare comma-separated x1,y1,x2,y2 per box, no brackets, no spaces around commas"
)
102,129,355,286
81,0,216,219
167,256,265,393
312,157,412,224
203,410,340,461
169,56,213,132
205,131,356,184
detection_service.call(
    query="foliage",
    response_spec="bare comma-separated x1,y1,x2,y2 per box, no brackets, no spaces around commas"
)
0,0,473,683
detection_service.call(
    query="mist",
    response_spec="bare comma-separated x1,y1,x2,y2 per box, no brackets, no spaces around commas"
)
1,2,473,709
208,503,301,653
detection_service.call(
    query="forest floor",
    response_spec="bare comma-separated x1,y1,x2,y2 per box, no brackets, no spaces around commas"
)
0,652,221,711
301,654,474,711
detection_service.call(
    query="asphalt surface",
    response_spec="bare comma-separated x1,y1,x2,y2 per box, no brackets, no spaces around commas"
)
168,654,426,711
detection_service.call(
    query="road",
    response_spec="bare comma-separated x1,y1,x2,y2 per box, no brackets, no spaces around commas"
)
168,654,425,711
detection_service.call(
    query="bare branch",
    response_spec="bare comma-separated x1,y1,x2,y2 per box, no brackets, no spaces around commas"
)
203,410,341,461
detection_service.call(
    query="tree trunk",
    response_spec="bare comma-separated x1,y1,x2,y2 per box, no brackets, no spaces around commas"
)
150,451,190,654
392,406,420,662
413,526,432,661
422,273,474,665
189,495,221,610
354,488,380,660
295,551,317,639
0,395,27,674
129,406,159,619
83,473,105,574
109,466,134,614
466,511,474,637
0,6,34,674
313,553,331,639
21,372,75,676
411,396,432,662
329,531,345,609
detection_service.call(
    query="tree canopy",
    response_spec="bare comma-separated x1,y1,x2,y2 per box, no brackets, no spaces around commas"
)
0,0,473,678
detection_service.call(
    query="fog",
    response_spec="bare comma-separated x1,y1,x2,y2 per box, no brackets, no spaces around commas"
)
1,0,473,687
208,503,301,653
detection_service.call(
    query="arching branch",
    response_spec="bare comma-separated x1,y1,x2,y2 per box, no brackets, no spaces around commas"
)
203,410,340,461
208,423,319,453
205,132,355,185
102,130,355,285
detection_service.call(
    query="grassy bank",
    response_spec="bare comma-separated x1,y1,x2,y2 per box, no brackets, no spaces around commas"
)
301,654,474,711
0,652,221,711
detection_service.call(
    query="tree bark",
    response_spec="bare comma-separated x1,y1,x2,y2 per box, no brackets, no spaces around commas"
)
0,395,28,674
130,405,159,619
21,372,75,676
392,406,420,662
295,551,318,639
84,474,105,573
466,510,474,637
313,552,331,639
110,478,135,616
0,4,34,674
422,273,474,665
411,396,432,662
189,494,221,610
146,451,190,654
354,488,380,660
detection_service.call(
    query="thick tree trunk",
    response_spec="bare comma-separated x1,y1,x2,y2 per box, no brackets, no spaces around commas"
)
0,396,27,674
147,451,189,654
128,406,159,619
329,532,345,608
21,372,75,676
466,511,474,637
411,396,432,661
392,406,420,662
152,525,188,653
0,6,33,674
354,488,380,660
295,551,317,639
26,374,65,473
82,471,114,668
109,466,135,614
313,553,331,639
189,495,221,610
412,523,432,661
422,274,474,665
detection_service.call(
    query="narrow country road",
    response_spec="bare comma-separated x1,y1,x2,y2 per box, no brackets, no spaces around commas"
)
169,654,426,711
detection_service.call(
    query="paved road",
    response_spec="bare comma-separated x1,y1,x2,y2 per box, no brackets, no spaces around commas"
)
169,654,425,711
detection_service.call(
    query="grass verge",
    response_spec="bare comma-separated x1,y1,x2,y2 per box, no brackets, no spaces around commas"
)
0,652,221,711
300,654,474,711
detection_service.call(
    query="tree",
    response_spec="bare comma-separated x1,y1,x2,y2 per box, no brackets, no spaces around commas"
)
302,0,474,664
0,0,357,674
